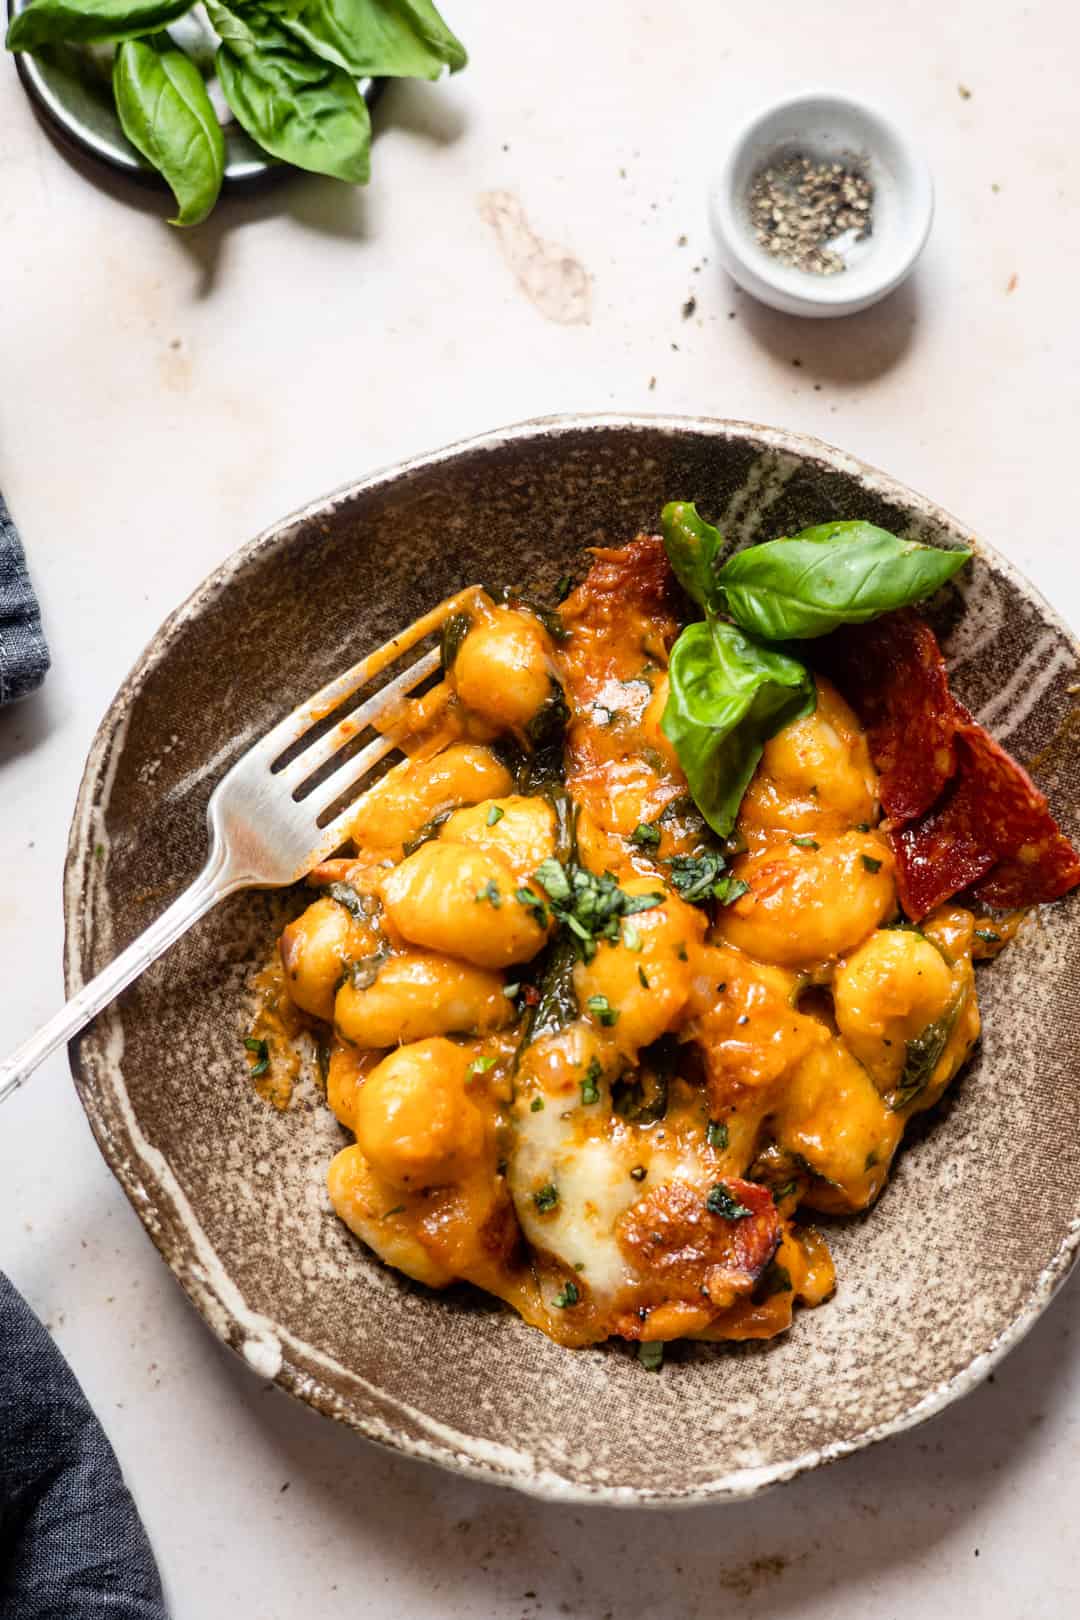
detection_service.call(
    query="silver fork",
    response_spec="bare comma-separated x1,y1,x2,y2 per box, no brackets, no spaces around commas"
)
0,588,475,1106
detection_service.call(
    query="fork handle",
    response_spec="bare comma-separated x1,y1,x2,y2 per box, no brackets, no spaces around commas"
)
0,851,247,1107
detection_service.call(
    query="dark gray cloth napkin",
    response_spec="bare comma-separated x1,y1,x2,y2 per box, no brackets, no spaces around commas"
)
0,493,50,706
0,1273,169,1618
1,510,164,1610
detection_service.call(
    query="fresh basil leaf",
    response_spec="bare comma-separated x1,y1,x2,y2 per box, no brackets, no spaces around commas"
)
717,521,972,641
660,500,725,610
113,38,224,227
6,0,190,49
661,619,815,839
258,0,466,79
209,1,371,182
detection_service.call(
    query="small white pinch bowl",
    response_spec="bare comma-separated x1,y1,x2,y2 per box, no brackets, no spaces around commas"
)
708,90,934,318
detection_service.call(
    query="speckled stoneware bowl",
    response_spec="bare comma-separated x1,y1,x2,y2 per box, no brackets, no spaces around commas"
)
65,415,1080,1506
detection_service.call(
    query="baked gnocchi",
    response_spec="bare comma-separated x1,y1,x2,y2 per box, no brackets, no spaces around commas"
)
248,533,1046,1362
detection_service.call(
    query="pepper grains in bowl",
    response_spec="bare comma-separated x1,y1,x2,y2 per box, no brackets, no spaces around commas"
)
748,154,874,275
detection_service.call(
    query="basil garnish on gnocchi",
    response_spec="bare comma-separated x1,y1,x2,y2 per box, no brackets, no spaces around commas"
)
246,509,1077,1359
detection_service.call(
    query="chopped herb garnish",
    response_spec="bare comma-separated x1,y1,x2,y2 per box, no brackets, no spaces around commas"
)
889,1004,960,1110
475,878,502,907
675,942,688,961
532,857,663,962
637,966,650,989
773,1179,799,1201
791,835,819,850
668,851,750,908
441,611,472,671
580,1057,603,1105
382,1205,405,1219
864,1149,879,1170
401,808,455,856
486,804,505,827
629,1165,647,1181
713,876,750,906
515,886,550,928
555,574,575,602
974,928,1001,944
586,994,619,1027
856,822,871,833
534,1183,559,1213
638,1341,664,1371
347,949,390,991
326,881,367,919
756,1261,793,1299
622,923,643,952
861,855,883,874
630,821,661,848
466,1055,496,1085
706,1119,729,1152
552,1280,580,1308
244,1036,270,1078
706,1183,753,1219
530,1096,545,1112
534,857,572,904
669,850,728,903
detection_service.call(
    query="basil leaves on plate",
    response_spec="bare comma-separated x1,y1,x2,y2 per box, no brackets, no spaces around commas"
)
716,520,973,641
661,620,815,840
6,0,466,223
7,0,190,47
114,36,225,225
7,0,190,46
660,504,971,842
209,2,371,183
260,0,466,79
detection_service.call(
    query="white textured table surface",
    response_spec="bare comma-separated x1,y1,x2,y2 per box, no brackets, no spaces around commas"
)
3,3,1080,1615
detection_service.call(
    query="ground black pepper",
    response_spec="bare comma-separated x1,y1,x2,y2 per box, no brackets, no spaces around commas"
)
748,154,873,276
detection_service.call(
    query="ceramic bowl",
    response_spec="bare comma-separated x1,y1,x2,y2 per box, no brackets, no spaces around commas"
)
708,91,934,317
65,416,1080,1506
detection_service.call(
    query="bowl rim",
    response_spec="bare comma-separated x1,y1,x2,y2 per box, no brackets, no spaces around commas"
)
63,412,1080,1507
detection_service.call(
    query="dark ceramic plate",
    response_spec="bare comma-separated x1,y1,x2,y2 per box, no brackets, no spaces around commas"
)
64,416,1080,1505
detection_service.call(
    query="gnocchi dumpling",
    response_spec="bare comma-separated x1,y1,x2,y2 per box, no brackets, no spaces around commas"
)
381,840,550,969
334,950,513,1046
279,895,378,1021
349,743,512,856
353,1038,489,1191
452,606,558,734
717,830,896,969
